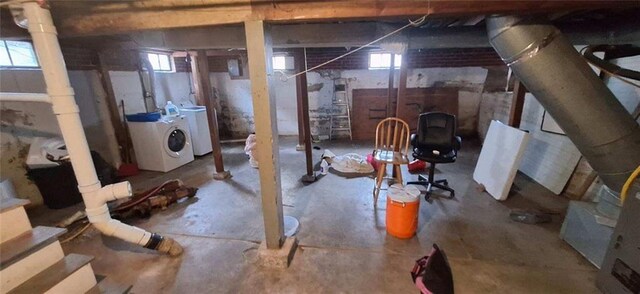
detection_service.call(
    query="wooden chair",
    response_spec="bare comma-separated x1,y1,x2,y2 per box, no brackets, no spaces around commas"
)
372,117,411,207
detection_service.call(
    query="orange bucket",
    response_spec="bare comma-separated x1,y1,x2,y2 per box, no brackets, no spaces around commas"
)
386,185,420,239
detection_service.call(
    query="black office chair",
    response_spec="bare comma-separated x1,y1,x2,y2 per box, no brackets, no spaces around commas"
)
407,112,461,200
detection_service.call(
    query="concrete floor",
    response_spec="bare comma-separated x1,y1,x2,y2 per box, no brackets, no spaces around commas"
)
30,137,598,293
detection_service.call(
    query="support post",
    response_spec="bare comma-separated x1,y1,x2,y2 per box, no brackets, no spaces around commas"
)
190,50,230,180
294,48,316,182
97,52,128,165
386,54,396,117
245,20,285,250
295,55,306,151
396,52,408,118
508,79,526,128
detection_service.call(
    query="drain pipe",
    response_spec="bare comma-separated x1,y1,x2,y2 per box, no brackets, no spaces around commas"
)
487,15,640,192
21,2,182,256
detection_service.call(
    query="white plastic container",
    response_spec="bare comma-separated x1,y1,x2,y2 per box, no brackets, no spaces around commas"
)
165,101,180,117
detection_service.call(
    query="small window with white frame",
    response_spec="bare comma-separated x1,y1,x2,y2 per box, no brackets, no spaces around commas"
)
147,52,173,72
0,40,39,68
369,52,402,69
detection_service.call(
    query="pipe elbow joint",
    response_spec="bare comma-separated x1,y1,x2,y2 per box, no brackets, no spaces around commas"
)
90,216,149,246
98,181,132,203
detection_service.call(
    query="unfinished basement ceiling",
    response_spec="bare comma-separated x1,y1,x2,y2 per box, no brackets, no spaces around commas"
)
2,4,639,51
42,8,640,53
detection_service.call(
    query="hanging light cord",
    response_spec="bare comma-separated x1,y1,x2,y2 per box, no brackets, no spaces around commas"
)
283,14,428,81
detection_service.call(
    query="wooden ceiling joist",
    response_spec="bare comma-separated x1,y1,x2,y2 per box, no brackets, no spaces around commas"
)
48,0,638,37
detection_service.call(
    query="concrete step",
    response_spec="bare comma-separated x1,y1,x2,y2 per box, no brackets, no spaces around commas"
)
0,198,32,243
8,254,96,294
0,226,66,270
86,275,132,294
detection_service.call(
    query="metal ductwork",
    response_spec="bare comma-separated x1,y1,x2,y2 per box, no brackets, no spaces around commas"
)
486,15,640,192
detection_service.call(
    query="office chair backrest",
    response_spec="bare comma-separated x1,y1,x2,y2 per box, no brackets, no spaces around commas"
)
375,117,411,155
416,112,457,153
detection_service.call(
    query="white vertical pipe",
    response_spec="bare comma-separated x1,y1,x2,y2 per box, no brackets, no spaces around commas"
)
22,2,182,255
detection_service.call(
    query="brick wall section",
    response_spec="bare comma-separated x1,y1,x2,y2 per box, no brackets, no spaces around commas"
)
58,46,503,72
206,47,504,72
305,48,370,70
60,47,195,72
207,55,245,72
61,46,99,70
407,48,504,68
305,47,504,70
173,56,191,72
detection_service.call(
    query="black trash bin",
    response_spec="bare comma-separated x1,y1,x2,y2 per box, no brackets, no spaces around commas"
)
27,151,117,209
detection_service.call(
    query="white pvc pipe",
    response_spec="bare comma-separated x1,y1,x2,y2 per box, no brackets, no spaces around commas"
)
0,92,51,103
22,2,182,256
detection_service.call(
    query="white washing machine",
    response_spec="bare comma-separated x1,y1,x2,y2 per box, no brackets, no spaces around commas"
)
127,116,194,172
180,106,213,156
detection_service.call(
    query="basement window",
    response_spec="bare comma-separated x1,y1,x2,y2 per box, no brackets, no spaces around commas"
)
369,53,401,69
0,40,39,68
272,55,294,71
147,53,173,72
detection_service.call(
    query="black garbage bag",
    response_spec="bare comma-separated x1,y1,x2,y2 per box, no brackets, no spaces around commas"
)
411,244,454,294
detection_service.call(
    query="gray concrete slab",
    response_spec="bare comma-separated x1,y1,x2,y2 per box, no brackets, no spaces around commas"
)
30,137,598,293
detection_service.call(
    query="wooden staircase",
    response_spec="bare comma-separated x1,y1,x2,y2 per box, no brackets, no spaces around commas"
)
0,198,98,294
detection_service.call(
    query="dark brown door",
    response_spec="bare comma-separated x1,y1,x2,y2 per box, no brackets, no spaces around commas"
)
351,87,458,140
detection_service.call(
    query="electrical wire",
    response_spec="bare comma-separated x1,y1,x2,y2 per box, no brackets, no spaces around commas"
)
282,14,428,81
620,165,640,204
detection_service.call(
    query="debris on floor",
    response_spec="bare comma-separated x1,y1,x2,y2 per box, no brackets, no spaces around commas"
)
509,209,553,224
320,149,375,177
113,179,198,218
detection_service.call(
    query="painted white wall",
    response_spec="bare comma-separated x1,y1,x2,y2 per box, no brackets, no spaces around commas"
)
210,73,255,137
109,71,147,118
109,70,196,115
154,72,196,107
1,69,119,205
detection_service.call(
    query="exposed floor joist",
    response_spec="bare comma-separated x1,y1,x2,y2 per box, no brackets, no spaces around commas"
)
47,1,638,37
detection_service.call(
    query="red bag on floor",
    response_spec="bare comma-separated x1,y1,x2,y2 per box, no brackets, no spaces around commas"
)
408,160,427,173
367,153,379,171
